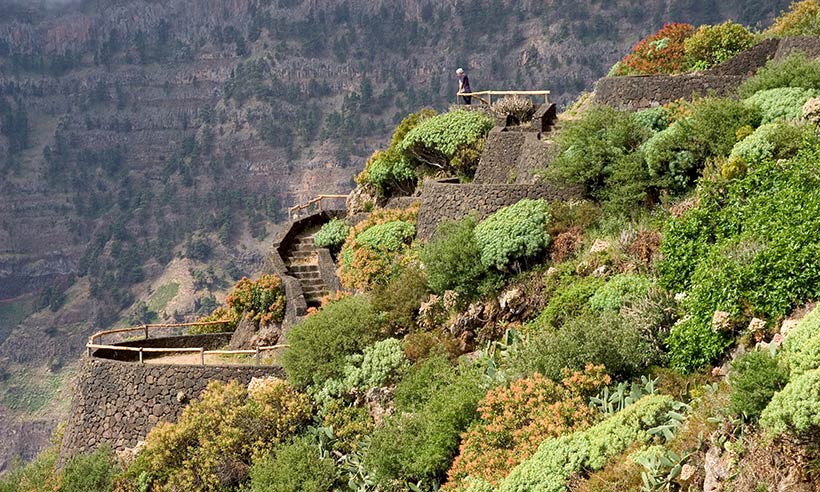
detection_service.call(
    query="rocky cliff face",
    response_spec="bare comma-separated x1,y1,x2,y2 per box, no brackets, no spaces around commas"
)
0,0,791,469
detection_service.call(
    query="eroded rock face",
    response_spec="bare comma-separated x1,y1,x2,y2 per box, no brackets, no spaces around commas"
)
228,314,282,350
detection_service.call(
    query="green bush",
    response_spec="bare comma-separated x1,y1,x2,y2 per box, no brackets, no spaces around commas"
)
534,275,603,330
226,274,286,325
399,109,493,177
760,367,820,434
365,362,484,490
498,395,676,492
421,216,492,300
318,338,409,403
729,350,788,422
548,106,652,200
684,21,755,69
738,53,820,98
60,446,118,492
512,309,663,381
283,295,383,388
371,266,430,335
0,447,58,492
588,274,653,313
666,316,731,373
314,218,351,251
643,98,761,191
729,121,806,168
474,199,551,270
660,144,820,371
393,355,460,412
249,437,337,492
744,87,820,123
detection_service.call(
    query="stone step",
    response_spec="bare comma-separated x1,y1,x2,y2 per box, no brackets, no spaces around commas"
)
289,250,316,259
293,273,321,282
288,264,319,273
301,280,326,289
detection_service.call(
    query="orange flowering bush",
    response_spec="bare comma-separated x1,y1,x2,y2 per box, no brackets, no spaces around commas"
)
226,274,286,325
615,23,695,75
338,205,419,290
444,365,611,489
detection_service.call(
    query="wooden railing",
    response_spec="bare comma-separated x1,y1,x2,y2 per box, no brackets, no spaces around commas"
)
456,90,550,106
86,321,289,366
288,194,348,220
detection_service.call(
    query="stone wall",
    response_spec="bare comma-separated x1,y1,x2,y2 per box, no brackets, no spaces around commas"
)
416,180,583,240
775,36,820,60
707,38,779,77
59,355,284,461
473,131,526,184
593,74,743,110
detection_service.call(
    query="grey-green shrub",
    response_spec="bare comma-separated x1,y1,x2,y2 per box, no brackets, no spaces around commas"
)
250,437,337,492
633,107,670,133
588,274,653,313
760,368,820,435
474,199,551,270
499,394,676,492
355,220,416,252
744,87,820,123
782,307,820,376
318,338,409,403
314,218,351,251
729,121,806,167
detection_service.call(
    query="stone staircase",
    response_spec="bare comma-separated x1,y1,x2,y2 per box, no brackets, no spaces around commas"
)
283,231,329,308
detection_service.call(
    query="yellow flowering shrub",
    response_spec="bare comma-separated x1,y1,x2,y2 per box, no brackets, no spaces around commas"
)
127,379,312,492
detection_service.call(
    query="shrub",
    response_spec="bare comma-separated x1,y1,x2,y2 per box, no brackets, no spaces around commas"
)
744,87,820,123
444,367,608,489
314,218,351,251
283,295,383,388
643,98,761,191
129,379,312,491
492,96,535,123
191,306,239,334
421,216,491,300
226,274,286,325
356,108,437,197
249,437,337,492
0,446,58,492
684,21,755,69
319,338,408,403
394,355,460,412
399,109,493,177
498,395,676,492
513,310,663,381
729,350,788,422
766,0,820,37
338,207,418,290
615,23,695,75
633,107,670,133
659,146,820,370
60,446,118,492
761,367,820,434
365,362,484,490
588,274,653,313
474,199,551,270
782,306,820,376
547,106,652,201
738,53,820,98
371,266,429,335
729,121,806,168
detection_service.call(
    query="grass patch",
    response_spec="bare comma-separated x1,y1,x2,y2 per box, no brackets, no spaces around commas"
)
1,368,68,414
147,282,180,316
0,295,35,344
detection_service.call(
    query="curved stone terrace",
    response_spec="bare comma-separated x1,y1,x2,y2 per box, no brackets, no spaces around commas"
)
85,321,288,367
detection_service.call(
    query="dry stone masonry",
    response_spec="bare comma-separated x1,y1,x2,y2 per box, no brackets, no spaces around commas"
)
60,355,283,461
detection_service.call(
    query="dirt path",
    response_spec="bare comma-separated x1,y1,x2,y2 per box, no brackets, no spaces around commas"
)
143,352,252,366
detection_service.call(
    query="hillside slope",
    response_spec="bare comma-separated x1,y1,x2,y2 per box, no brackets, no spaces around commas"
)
0,0,791,471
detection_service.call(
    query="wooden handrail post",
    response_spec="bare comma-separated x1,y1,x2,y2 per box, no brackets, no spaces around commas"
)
144,324,149,340
139,347,144,364
200,347,205,366
255,347,260,366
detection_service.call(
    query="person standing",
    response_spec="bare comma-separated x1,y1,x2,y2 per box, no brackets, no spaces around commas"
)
456,68,471,105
